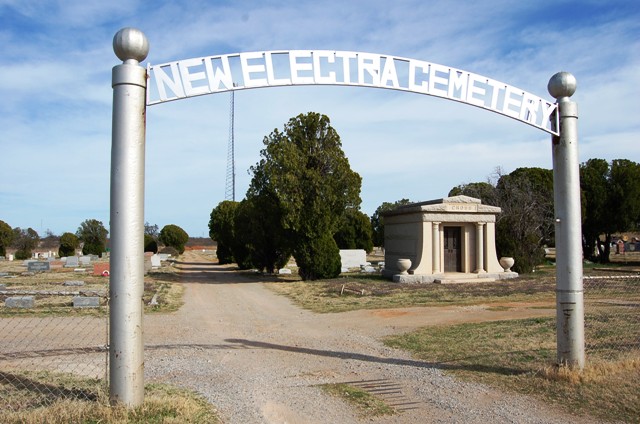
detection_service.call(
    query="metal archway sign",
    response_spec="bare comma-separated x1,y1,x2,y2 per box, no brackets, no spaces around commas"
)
146,50,559,135
109,28,583,407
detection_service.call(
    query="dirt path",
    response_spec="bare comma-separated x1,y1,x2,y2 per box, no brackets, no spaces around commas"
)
144,251,596,423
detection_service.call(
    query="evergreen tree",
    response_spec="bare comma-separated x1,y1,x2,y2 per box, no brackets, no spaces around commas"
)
248,112,361,280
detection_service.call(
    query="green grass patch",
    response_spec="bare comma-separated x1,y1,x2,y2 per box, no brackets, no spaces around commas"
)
384,317,640,423
485,305,512,311
0,371,220,424
320,383,394,417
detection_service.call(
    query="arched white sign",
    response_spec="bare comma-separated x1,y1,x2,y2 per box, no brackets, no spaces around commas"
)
147,50,559,135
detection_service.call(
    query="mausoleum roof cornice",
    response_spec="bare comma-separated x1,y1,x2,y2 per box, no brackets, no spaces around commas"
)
384,195,501,217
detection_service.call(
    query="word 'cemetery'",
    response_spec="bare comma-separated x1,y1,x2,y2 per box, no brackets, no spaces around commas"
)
147,50,559,135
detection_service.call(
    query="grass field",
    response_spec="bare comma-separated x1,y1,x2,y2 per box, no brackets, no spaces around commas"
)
384,317,640,423
268,263,640,423
0,372,220,424
266,270,558,313
2,256,638,422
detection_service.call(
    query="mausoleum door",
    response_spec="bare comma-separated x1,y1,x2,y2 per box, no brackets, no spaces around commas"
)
444,227,462,272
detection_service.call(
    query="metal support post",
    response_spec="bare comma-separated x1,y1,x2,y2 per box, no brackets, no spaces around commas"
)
110,27,149,406
548,72,585,369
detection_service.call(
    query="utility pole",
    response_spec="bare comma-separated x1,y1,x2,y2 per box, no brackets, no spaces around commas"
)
225,86,236,201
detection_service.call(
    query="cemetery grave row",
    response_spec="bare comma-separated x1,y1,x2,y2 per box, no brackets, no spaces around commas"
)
0,253,173,313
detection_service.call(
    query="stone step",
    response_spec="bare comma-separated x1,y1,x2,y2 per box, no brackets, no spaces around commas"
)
434,277,496,284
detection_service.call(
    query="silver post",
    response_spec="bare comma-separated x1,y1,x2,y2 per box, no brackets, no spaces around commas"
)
110,27,149,406
548,72,585,369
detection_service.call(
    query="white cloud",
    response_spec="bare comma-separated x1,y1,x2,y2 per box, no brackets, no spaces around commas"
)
0,0,638,236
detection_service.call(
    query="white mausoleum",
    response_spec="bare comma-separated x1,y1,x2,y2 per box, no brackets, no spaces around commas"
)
382,195,518,283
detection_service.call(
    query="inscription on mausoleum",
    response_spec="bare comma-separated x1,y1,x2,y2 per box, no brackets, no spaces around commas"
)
444,203,478,212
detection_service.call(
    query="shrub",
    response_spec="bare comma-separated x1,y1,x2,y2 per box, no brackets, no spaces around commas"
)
159,225,189,254
82,243,104,256
144,234,158,253
58,232,79,257
14,249,31,260
76,219,108,255
295,232,342,280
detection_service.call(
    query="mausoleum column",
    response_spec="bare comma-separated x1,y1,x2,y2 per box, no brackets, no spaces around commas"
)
475,222,486,273
432,222,441,273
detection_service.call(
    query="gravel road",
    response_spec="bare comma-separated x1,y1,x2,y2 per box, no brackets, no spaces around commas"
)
144,251,599,423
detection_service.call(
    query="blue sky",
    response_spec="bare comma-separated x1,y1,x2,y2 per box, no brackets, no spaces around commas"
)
1,0,638,238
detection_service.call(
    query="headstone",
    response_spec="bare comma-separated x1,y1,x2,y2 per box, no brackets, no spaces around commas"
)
0,283,6,290
90,254,99,261
6,296,35,308
65,256,79,268
27,261,50,272
93,263,110,276
278,268,292,275
144,257,152,274
74,268,86,273
0,272,9,278
362,266,377,273
64,280,85,286
79,256,91,266
48,260,64,269
158,253,169,261
0,256,5,261
8,254,14,261
150,254,161,268
339,249,367,270
73,297,100,308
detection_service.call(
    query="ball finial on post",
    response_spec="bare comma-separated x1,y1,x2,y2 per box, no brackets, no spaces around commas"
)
113,27,149,64
548,72,577,100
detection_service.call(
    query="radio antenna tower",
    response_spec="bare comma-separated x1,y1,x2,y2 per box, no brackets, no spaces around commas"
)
224,86,236,201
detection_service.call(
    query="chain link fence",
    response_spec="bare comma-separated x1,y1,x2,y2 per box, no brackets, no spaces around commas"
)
1,259,638,414
583,274,640,360
0,262,109,412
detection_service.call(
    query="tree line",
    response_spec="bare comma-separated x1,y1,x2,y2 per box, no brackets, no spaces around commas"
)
448,159,640,272
0,218,191,259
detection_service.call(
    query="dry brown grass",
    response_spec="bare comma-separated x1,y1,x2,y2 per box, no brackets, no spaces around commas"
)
540,354,640,384
0,260,184,316
265,272,557,313
385,317,640,423
0,380,220,424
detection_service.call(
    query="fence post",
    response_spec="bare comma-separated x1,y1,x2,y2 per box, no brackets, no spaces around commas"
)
548,72,585,369
110,27,149,406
